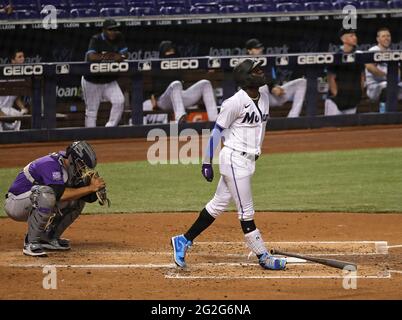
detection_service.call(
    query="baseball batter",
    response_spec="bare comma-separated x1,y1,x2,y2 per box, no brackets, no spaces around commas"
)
4,141,105,257
0,50,29,131
171,59,287,270
246,38,307,118
143,40,218,123
82,19,127,127
365,27,402,113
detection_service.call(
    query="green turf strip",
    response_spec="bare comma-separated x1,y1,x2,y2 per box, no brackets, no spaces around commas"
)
1,147,401,216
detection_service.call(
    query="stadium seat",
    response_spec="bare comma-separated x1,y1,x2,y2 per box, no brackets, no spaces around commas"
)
69,0,97,9
217,0,244,4
243,0,270,5
189,0,218,5
129,6,157,15
219,4,245,13
388,0,402,8
332,0,361,9
190,5,219,13
276,2,304,11
10,0,39,11
157,0,188,6
100,7,128,17
70,8,99,18
38,0,70,10
247,3,276,12
304,1,332,10
159,6,188,14
40,7,70,19
359,0,388,8
12,9,40,19
127,0,156,7
97,1,128,9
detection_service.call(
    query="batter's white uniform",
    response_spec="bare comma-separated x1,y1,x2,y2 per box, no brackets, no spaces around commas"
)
366,45,402,101
205,85,269,221
0,96,22,131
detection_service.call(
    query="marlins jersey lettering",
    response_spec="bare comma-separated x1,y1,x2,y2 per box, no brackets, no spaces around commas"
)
216,85,270,156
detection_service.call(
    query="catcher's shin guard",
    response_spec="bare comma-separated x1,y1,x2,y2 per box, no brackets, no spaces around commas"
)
45,200,85,241
27,186,57,243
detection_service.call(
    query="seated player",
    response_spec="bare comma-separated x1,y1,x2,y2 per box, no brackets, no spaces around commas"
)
4,141,106,257
0,50,29,132
246,38,307,118
143,40,218,123
365,27,402,113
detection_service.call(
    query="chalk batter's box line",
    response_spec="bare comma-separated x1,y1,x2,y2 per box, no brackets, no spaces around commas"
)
196,240,389,255
164,273,392,280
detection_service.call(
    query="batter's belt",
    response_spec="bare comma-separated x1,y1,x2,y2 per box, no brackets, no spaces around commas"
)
227,147,259,161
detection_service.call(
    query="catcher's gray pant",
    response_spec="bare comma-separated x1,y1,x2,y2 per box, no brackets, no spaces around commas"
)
151,79,218,122
269,78,307,118
4,187,85,242
366,81,402,101
324,99,357,116
81,77,125,127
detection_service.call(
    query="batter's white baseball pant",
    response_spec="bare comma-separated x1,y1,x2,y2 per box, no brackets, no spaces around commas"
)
206,147,256,221
81,77,125,127
156,79,218,122
269,78,307,118
324,99,357,116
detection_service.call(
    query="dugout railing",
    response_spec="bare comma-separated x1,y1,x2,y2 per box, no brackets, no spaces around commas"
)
0,50,402,143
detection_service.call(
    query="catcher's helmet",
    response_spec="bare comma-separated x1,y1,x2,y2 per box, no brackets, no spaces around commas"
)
66,141,97,182
233,59,266,89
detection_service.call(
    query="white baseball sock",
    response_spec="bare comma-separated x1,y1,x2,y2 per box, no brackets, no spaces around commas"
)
244,229,267,256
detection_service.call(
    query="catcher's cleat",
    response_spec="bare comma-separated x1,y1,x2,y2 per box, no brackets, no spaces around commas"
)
171,234,192,268
41,238,71,251
23,236,47,257
259,252,287,270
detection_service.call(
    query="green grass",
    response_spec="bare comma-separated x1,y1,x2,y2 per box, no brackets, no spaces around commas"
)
1,147,402,216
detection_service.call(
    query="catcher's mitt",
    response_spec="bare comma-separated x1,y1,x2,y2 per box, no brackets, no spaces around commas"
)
81,167,111,207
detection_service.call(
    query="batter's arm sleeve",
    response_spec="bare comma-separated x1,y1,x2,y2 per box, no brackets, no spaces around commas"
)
203,124,224,164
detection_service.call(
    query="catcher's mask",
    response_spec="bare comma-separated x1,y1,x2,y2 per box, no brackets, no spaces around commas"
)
233,59,266,89
65,141,97,183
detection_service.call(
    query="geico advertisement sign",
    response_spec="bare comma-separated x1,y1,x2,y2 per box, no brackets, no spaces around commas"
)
229,57,267,68
90,62,129,73
374,51,402,62
160,59,199,70
297,54,334,65
3,65,43,76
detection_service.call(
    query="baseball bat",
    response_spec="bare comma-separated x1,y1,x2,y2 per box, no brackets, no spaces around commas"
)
270,249,357,270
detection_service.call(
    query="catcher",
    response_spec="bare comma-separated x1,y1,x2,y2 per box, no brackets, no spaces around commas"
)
4,141,110,257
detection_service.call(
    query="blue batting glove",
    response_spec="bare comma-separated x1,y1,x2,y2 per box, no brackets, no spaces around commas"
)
201,163,214,182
